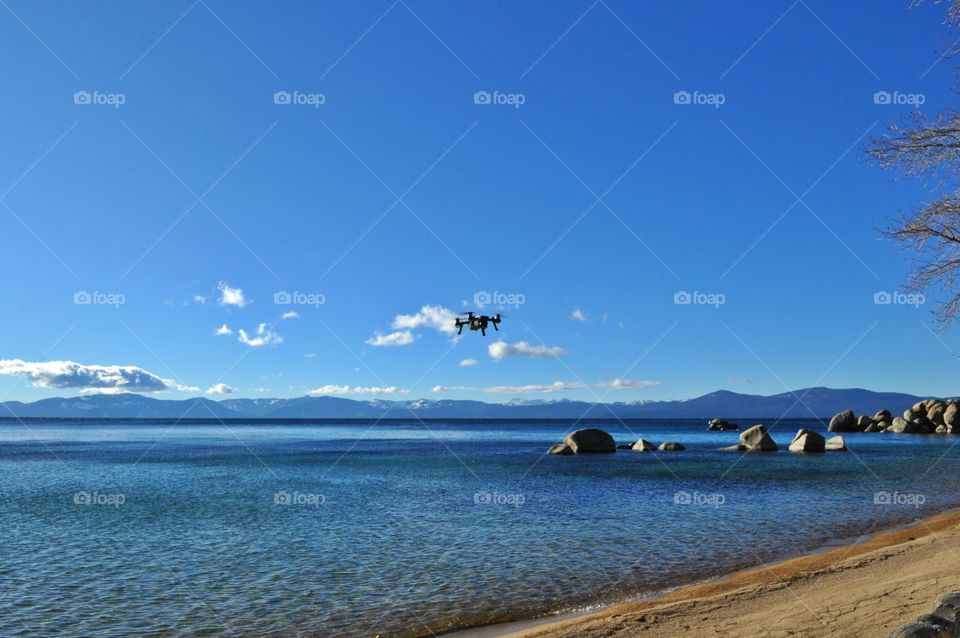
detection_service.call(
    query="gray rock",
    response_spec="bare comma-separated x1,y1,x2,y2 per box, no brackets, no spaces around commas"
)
913,401,930,415
631,438,657,452
888,417,918,434
857,415,874,430
929,403,947,426
719,444,747,452
828,410,859,432
547,443,573,455
887,619,951,638
876,420,891,431
915,417,934,434
864,422,881,433
945,404,960,429
563,428,616,453
739,424,778,451
707,418,739,431
874,409,892,422
788,429,825,453
825,435,847,451
905,409,920,421
936,425,948,434
658,441,685,451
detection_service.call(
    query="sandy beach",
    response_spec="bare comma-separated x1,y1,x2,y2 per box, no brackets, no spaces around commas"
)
468,509,960,638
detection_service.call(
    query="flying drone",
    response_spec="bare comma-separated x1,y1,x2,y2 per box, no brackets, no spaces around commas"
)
455,312,501,336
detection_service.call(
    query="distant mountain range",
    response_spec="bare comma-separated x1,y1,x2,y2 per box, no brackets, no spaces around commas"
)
0,387,931,420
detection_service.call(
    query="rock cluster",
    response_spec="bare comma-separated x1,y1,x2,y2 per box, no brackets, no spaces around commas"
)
546,429,687,454
889,590,960,637
828,399,960,435
707,418,739,431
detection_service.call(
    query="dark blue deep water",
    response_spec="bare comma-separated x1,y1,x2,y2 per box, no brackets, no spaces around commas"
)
1,419,958,637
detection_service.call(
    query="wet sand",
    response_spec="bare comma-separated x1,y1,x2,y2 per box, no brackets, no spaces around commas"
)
461,509,960,638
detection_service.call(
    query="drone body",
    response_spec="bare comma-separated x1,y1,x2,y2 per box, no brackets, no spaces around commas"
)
455,312,501,336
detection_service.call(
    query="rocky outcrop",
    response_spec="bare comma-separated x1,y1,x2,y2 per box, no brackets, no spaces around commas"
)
707,418,739,431
562,428,616,453
889,590,960,637
547,443,573,455
828,410,859,432
739,424,778,451
888,417,917,434
788,429,825,453
658,441,685,451
631,438,657,452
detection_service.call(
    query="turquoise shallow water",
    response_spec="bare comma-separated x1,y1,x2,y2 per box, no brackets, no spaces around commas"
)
1,418,958,637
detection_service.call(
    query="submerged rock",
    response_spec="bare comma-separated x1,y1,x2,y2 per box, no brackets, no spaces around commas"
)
657,441,685,451
788,429,825,453
631,438,657,452
707,418,739,431
547,443,573,455
616,444,633,450
720,444,747,452
563,428,615,453
739,424,778,451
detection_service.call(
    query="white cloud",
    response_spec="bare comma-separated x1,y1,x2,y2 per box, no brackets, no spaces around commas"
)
485,381,585,394
488,340,566,360
215,324,232,336
205,383,235,395
303,353,316,358
193,295,207,305
366,331,416,347
308,384,404,396
597,379,662,390
459,358,477,367
176,384,201,393
238,323,283,347
571,308,587,322
281,311,299,320
392,305,458,335
0,359,169,393
218,281,248,307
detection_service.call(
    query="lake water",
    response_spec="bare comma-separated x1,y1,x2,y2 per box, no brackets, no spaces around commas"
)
0,419,956,637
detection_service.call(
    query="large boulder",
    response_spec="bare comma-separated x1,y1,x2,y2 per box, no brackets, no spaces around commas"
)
873,409,892,422
928,403,947,426
944,404,960,431
788,429,825,453
914,417,935,434
739,424,778,451
888,417,917,434
707,418,739,431
887,619,951,637
658,441,685,451
864,422,881,433
631,438,657,452
563,428,615,453
913,401,930,415
547,443,573,455
828,410,859,432
825,435,847,451
856,415,874,430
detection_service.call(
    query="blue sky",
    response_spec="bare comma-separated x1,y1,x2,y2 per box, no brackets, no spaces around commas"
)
0,0,957,402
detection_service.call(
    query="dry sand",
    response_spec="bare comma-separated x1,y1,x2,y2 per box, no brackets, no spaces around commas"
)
473,509,960,638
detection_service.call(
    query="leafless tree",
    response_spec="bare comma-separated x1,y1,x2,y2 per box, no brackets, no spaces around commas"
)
868,0,960,324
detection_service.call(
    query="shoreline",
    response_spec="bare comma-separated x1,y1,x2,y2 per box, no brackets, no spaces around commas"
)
443,507,960,638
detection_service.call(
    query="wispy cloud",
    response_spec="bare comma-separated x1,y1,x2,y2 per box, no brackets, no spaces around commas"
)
488,340,566,360
238,323,282,347
366,331,416,347
215,324,232,336
308,384,405,396
432,379,661,395
571,308,586,321
0,359,169,393
218,281,248,307
281,311,299,320
459,358,477,367
486,381,585,394
597,379,662,390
